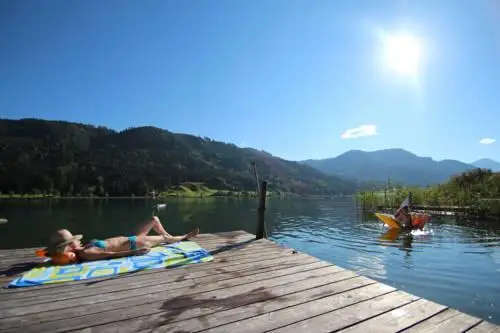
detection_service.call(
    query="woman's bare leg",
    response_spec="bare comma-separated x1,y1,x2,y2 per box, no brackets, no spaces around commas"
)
137,228,200,248
134,216,172,236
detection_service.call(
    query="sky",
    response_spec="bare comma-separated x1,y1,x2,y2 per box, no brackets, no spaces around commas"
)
1,0,500,163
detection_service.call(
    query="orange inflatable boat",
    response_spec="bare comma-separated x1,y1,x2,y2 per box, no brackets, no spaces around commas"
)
375,212,431,229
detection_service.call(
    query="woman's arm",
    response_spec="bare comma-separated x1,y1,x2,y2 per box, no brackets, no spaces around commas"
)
77,247,149,261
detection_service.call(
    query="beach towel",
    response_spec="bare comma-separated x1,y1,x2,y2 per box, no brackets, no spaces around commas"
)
8,240,213,288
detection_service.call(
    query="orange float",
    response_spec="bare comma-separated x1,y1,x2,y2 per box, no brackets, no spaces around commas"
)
35,248,78,265
375,212,431,229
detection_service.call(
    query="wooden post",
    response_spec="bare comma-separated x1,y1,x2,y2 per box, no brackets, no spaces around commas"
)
256,181,267,239
252,162,261,194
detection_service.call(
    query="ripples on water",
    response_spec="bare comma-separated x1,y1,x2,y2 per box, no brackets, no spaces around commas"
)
1,197,499,325
268,199,500,324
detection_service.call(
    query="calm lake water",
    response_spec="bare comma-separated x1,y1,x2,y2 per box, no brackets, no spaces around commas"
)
1,197,499,324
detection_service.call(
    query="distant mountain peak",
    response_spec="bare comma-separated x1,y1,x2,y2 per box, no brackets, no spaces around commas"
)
302,148,475,187
472,158,500,171
473,158,499,164
338,148,417,157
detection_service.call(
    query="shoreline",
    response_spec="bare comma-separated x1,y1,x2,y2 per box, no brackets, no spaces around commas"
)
0,194,275,200
0,193,350,200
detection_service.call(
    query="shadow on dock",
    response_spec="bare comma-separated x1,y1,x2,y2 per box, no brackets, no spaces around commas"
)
0,262,41,277
145,286,284,330
208,238,257,256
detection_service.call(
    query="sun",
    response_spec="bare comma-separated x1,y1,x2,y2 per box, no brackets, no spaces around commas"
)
382,34,422,77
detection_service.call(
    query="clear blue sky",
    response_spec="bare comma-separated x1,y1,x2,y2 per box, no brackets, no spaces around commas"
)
1,0,499,163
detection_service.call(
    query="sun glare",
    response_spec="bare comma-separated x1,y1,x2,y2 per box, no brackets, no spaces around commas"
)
383,34,422,77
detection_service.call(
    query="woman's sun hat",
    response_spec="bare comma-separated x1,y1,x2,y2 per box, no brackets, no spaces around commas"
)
47,229,82,254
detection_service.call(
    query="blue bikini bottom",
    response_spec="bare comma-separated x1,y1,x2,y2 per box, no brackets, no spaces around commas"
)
89,236,138,250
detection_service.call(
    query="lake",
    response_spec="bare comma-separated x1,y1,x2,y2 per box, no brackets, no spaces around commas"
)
1,197,499,324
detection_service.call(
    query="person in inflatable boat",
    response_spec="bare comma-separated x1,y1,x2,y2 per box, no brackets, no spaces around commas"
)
394,205,424,231
40,216,199,264
395,205,413,230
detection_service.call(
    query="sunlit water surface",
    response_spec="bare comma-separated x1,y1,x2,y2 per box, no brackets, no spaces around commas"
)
1,197,499,323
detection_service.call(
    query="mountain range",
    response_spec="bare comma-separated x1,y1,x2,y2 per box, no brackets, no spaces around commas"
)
302,149,499,187
0,118,355,196
0,118,497,196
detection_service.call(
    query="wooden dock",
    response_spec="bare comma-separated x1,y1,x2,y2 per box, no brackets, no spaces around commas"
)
376,205,471,215
0,230,498,333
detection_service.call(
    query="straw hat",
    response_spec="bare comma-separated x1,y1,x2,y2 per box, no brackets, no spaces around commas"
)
47,229,83,254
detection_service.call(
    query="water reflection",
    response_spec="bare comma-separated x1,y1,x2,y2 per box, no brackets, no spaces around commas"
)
267,197,500,325
1,197,499,324
347,251,387,280
379,228,434,252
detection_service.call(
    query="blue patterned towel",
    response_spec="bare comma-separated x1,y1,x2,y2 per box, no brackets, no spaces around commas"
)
8,240,213,288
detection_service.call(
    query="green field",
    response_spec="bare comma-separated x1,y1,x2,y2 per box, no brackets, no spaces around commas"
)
0,182,276,200
158,182,268,198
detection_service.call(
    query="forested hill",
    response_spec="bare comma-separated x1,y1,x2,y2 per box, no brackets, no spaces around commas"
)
0,119,356,196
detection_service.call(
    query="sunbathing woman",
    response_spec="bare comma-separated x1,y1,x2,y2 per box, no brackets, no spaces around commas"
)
46,216,199,262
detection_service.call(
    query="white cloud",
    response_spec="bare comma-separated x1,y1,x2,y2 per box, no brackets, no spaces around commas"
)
341,125,378,139
479,138,496,145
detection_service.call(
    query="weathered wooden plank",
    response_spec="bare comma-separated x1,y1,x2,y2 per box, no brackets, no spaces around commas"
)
0,253,321,316
466,321,500,333
268,290,420,333
0,241,256,265
0,276,13,285
0,253,45,269
0,238,278,269
137,275,378,333
0,240,289,293
0,254,272,298
0,240,254,267
0,262,345,331
400,309,461,331
0,253,268,294
418,312,483,332
0,242,296,292
335,299,448,333
187,233,258,247
0,249,44,257
194,230,252,239
201,238,286,255
0,233,269,275
200,240,281,255
196,237,258,246
0,261,334,331
401,309,482,333
193,283,395,333
62,271,368,333
0,235,275,269
1,249,301,301
0,243,264,281
27,271,365,333
2,252,318,307
1,230,495,333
